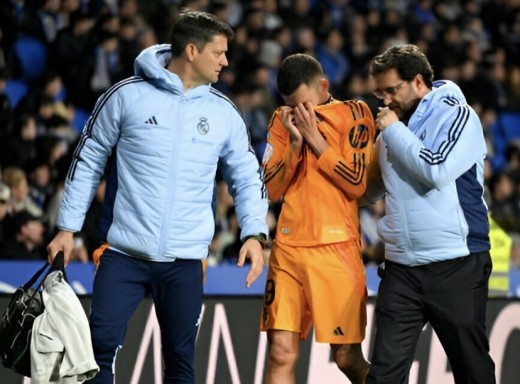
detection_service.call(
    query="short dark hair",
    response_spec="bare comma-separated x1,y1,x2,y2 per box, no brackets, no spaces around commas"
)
369,44,434,88
10,210,41,234
170,10,234,58
277,53,324,96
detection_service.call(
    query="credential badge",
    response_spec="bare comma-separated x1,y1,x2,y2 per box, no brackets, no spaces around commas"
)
197,117,209,135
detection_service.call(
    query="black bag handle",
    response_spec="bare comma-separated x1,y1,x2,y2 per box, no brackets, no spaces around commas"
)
50,251,67,282
22,252,67,291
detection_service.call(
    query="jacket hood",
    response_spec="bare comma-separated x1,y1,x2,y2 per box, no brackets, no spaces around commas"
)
429,79,467,104
133,44,211,97
413,79,467,121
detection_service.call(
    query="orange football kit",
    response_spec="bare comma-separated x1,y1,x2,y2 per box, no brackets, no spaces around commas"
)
260,99,376,343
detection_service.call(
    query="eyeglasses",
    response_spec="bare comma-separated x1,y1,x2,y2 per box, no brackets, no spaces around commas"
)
372,81,406,100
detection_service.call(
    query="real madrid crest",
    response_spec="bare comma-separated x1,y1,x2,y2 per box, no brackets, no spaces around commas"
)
197,117,209,135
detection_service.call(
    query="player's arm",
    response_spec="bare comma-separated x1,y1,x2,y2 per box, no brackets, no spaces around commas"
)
358,136,386,205
262,111,303,201
317,101,377,200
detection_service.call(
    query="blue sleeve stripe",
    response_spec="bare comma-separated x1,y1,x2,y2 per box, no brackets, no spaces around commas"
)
209,87,257,156
67,77,143,180
418,104,469,165
210,87,265,197
209,88,247,125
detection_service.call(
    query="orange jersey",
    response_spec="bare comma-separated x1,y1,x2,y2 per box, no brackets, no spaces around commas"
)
262,99,376,246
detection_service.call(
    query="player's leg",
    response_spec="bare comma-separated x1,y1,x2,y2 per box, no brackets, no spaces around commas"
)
331,343,369,384
306,242,369,382
260,243,307,384
265,330,301,384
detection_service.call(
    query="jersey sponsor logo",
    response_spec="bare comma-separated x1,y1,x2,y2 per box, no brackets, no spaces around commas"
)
349,124,369,149
197,117,209,135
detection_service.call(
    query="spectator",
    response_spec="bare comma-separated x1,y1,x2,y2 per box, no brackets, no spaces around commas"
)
1,210,47,260
3,166,43,217
220,206,241,264
489,170,520,233
50,11,96,110
26,156,53,212
0,182,11,245
510,233,520,269
230,81,269,163
21,0,64,44
0,67,13,136
0,112,37,169
315,28,349,91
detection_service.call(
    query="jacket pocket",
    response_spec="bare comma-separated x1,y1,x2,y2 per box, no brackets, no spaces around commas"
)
34,313,64,353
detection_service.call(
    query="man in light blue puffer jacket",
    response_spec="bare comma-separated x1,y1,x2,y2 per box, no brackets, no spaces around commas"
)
47,10,268,384
363,44,495,384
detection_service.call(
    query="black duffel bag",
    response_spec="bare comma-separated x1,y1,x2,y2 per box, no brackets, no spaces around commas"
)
0,252,65,377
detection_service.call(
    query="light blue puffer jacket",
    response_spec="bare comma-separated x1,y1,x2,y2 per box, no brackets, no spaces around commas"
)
365,80,490,266
57,44,268,261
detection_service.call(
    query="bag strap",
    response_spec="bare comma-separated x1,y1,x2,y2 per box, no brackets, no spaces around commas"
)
22,252,67,291
22,262,52,291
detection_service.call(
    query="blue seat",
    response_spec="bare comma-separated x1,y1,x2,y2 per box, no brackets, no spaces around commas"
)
11,36,48,85
4,79,28,108
489,111,520,171
72,107,91,134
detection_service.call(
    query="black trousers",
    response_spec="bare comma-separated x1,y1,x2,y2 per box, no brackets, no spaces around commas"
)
367,252,496,384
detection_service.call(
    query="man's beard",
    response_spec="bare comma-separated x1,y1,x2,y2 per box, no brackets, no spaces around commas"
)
400,98,421,125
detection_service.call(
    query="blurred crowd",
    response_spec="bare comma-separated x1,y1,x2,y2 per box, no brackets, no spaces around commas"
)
0,0,519,269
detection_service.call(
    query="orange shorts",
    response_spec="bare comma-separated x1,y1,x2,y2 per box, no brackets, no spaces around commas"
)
259,241,367,344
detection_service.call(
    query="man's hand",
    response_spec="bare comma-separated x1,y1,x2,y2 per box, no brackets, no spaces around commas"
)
375,107,399,131
237,238,264,288
47,230,74,265
280,106,304,153
293,102,328,157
